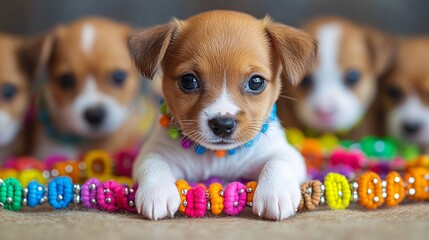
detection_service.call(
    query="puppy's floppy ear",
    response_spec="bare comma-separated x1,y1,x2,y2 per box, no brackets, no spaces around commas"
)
365,28,396,77
18,32,54,79
128,22,178,80
264,17,317,86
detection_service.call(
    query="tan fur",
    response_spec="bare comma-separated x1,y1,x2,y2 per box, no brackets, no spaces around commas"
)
0,33,50,159
129,10,316,144
37,17,149,155
278,16,394,140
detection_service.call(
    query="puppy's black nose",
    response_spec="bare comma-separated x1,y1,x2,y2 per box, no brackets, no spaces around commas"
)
402,121,422,135
84,106,106,127
208,117,237,137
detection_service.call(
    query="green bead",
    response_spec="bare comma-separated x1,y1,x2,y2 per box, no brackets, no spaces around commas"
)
160,103,167,115
361,137,396,160
0,178,22,211
168,128,180,139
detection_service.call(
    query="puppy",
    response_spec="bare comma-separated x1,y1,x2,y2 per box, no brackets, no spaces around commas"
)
34,17,153,159
381,37,429,152
278,17,394,139
0,33,51,161
129,10,316,220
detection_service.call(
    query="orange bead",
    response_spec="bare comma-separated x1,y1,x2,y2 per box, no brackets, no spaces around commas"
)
208,183,224,215
176,179,191,213
52,161,81,183
300,139,324,170
385,171,405,207
245,181,257,207
159,115,170,128
403,167,429,201
214,150,227,158
357,171,384,209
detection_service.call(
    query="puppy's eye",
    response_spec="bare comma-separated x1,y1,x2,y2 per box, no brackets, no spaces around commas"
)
58,73,76,90
111,70,127,87
301,75,313,88
179,74,200,92
344,70,361,87
386,85,403,102
1,83,17,101
245,75,266,94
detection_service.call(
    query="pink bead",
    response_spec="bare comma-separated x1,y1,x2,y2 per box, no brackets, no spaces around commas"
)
181,138,192,149
185,186,207,218
97,180,121,212
223,182,247,216
2,157,17,169
116,184,138,212
45,155,68,170
329,149,366,170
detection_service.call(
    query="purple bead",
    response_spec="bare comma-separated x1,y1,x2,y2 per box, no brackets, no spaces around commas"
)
181,138,192,149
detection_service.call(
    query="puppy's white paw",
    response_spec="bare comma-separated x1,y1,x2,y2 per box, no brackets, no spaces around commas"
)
135,181,180,220
252,179,301,220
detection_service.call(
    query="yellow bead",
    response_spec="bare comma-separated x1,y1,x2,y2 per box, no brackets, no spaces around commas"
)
18,169,46,186
286,128,305,148
83,150,113,179
319,134,340,152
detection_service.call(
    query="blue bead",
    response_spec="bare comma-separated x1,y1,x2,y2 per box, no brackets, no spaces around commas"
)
194,145,206,155
227,148,237,155
27,181,45,208
261,123,269,133
244,139,254,148
48,177,74,209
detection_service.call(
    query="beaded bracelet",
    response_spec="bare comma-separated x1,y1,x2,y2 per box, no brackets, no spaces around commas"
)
1,168,428,217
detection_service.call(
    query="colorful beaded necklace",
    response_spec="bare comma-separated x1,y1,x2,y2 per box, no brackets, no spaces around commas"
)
159,100,278,157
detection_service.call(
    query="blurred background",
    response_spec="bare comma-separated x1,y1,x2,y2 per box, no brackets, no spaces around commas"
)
1,0,429,35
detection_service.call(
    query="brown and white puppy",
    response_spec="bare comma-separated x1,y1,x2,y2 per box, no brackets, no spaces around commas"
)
34,17,150,159
278,17,393,139
130,10,316,220
0,33,50,161
381,37,429,152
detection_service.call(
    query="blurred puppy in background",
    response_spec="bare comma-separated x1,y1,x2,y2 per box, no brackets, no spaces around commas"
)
278,17,394,140
0,33,51,161
34,17,155,159
381,38,429,152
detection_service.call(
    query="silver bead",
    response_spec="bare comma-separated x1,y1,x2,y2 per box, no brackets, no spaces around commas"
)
39,196,46,204
65,165,73,173
22,198,27,206
91,199,97,205
320,196,325,205
42,170,50,179
104,189,110,194
0,202,4,210
0,179,3,187
219,190,224,197
183,200,187,207
105,198,112,203
78,162,86,170
320,185,325,193
129,200,135,207
408,177,415,184
23,188,28,197
239,189,245,194
90,183,96,191
409,188,416,195
338,190,343,198
233,201,238,207
206,192,210,199
394,193,400,200
38,186,43,192
352,193,359,202
425,174,429,181
306,187,312,195
74,195,81,204
382,181,387,187
181,189,187,195
351,182,358,190
129,188,134,194
247,202,253,207
394,177,401,183
425,186,429,192
206,202,211,210
373,196,379,202
247,188,252,193
367,189,372,195
124,187,129,196
74,184,81,193
58,194,63,201
51,169,59,177
382,192,387,198
373,178,379,184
